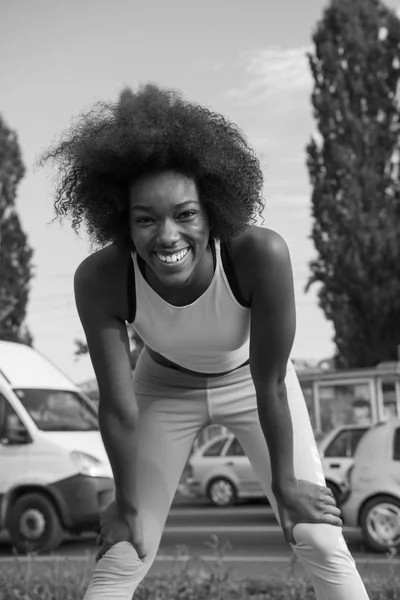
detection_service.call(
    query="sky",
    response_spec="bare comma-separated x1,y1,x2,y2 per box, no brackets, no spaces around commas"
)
1,0,399,384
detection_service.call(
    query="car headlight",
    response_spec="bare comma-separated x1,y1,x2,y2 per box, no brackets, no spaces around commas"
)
71,451,111,477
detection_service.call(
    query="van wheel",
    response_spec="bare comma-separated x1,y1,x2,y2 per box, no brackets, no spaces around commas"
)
360,495,400,553
7,492,64,554
207,478,237,507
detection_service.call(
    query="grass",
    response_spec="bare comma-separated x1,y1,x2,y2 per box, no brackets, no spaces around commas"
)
0,537,399,599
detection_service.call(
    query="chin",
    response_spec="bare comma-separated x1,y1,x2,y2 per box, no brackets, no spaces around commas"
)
156,270,191,288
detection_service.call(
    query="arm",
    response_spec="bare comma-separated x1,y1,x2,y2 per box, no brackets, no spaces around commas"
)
247,228,341,542
74,254,139,511
248,229,296,493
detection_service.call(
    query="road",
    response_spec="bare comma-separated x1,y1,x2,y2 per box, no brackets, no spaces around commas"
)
1,496,398,581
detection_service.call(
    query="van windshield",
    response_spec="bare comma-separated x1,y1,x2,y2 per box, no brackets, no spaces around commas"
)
13,389,99,431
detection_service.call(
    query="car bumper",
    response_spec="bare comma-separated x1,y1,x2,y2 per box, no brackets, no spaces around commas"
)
49,475,115,531
185,477,204,496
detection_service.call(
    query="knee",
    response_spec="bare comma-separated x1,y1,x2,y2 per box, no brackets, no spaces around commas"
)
292,523,344,562
94,541,152,580
84,542,154,599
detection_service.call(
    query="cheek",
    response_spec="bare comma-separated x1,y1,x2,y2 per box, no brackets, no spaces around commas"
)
191,214,210,236
130,223,148,245
130,231,145,254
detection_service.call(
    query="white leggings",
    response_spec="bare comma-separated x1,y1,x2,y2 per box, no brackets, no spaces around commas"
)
83,349,369,599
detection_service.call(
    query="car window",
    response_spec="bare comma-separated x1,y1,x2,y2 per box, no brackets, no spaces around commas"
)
324,431,350,457
14,388,98,431
349,428,369,454
324,428,368,458
226,438,245,456
393,428,400,461
203,438,227,457
0,393,26,441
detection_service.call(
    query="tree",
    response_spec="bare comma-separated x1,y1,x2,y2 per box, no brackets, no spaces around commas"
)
306,0,400,368
0,116,34,345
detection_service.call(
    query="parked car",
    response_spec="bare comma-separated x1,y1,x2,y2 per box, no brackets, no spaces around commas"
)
340,418,400,553
186,435,264,506
318,424,370,505
0,341,114,554
186,425,368,507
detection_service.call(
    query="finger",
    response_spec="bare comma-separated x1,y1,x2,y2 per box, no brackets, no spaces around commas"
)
95,543,109,563
324,505,342,517
132,539,147,560
319,498,341,514
128,522,146,560
323,494,338,507
283,526,296,545
96,536,114,559
320,514,343,527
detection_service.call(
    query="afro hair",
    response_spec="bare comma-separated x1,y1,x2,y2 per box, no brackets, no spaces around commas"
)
39,83,265,249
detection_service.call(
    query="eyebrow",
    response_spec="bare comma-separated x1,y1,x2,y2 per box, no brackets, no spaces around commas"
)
131,200,199,212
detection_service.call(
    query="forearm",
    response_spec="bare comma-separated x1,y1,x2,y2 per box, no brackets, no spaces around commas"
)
256,382,296,493
98,400,140,511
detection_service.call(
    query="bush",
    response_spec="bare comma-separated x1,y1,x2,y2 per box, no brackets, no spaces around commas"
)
0,541,399,600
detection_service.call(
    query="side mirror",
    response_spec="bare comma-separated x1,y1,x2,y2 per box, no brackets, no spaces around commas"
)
1,422,31,445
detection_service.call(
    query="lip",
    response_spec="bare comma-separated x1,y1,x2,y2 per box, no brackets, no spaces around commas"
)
153,247,190,256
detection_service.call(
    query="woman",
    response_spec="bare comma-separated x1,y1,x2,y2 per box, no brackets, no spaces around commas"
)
40,84,369,599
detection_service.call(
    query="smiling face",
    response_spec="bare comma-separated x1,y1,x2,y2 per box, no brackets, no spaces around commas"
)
129,170,211,288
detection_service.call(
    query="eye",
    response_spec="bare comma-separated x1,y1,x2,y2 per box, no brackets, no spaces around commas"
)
135,216,154,224
178,211,198,220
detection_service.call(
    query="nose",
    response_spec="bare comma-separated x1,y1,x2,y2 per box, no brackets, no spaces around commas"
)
156,219,180,246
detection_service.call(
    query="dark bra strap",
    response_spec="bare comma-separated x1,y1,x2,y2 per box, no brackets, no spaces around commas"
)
127,253,135,323
220,241,251,308
136,250,147,280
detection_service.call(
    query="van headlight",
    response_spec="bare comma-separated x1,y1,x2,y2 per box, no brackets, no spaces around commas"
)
71,451,111,478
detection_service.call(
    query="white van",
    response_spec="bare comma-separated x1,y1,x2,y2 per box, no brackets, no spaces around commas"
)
0,341,114,554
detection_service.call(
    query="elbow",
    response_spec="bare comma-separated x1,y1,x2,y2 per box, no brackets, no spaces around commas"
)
253,376,287,402
98,397,139,429
249,352,288,394
252,369,286,393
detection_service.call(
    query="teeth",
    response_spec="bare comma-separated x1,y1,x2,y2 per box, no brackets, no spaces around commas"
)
156,248,189,264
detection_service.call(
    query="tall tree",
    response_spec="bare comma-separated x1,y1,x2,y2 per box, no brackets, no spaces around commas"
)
306,0,400,368
0,116,34,345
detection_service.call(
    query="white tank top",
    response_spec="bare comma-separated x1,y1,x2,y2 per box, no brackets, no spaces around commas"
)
132,240,250,373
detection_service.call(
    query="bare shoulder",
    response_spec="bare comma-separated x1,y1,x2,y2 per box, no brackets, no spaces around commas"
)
74,245,136,413
74,244,132,321
228,226,292,301
74,244,126,288
230,225,289,260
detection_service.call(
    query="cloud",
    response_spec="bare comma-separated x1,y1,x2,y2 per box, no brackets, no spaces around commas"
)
227,45,313,107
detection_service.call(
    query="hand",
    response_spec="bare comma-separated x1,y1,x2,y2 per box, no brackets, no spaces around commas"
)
273,479,343,545
96,500,146,562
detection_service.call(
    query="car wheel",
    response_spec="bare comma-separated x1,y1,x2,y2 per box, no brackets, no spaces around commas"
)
6,492,64,554
326,481,342,507
360,495,400,553
207,478,237,507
